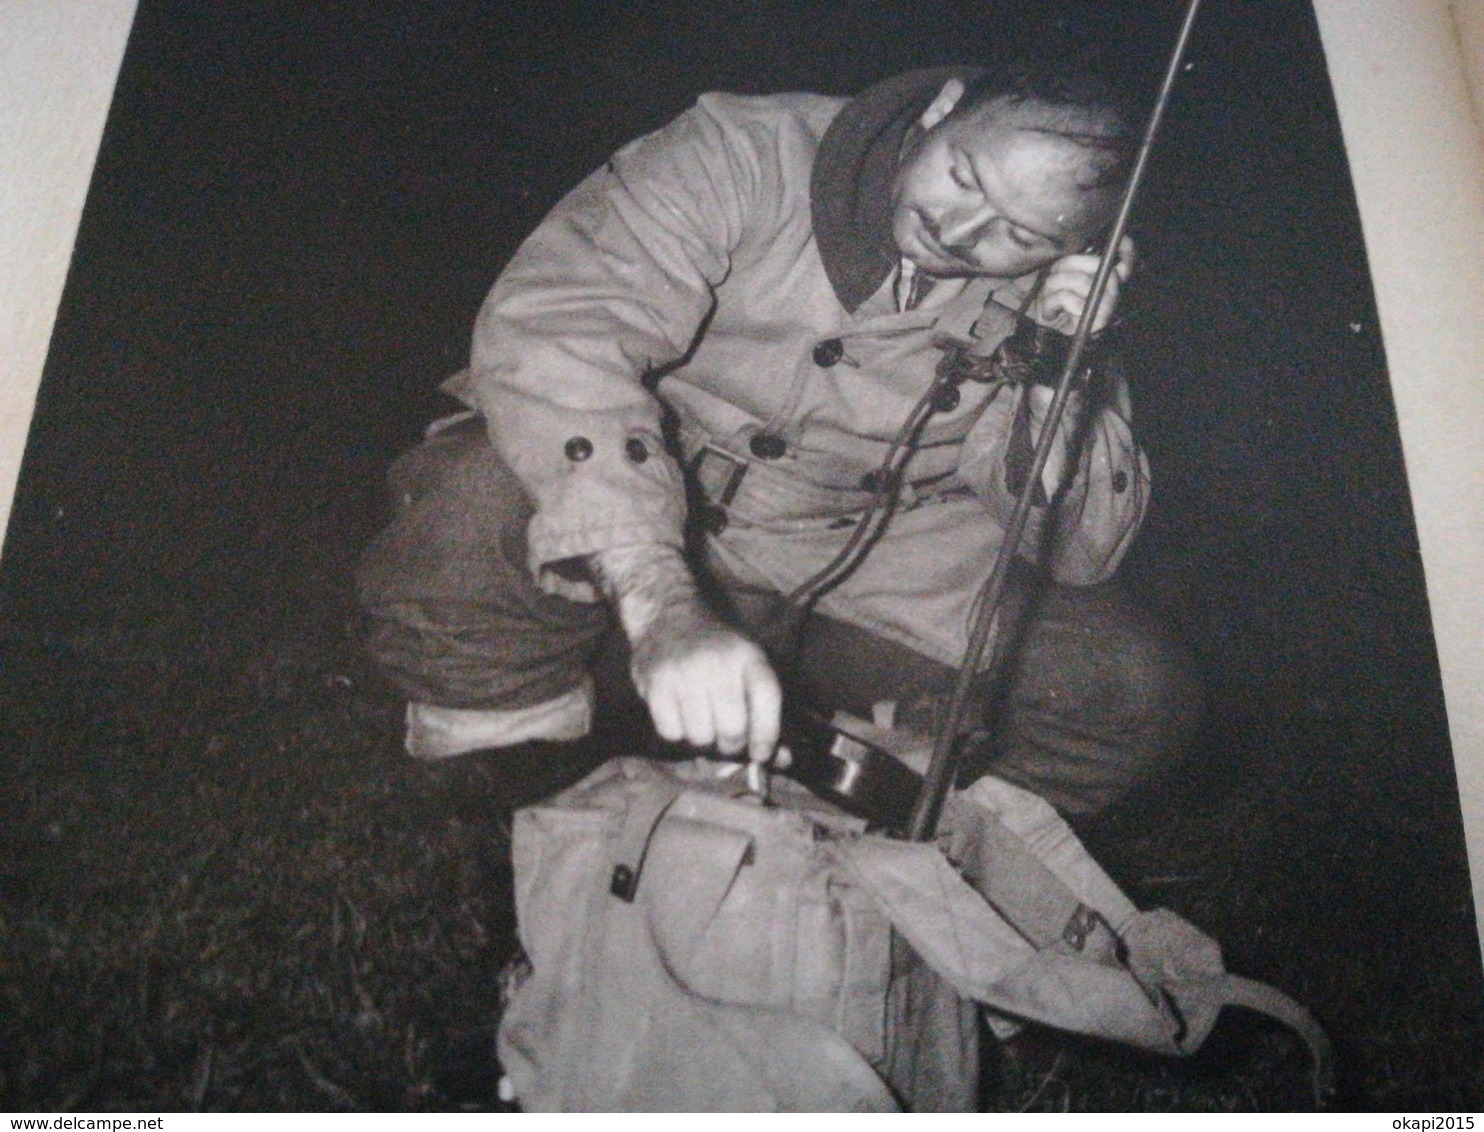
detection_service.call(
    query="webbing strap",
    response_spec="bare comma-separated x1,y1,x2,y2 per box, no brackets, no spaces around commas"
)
939,788,1334,1102
949,804,1118,961
607,774,689,901
1177,973,1337,1102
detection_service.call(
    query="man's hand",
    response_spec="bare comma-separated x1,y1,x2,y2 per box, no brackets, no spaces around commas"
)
630,599,782,762
591,544,782,763
1028,235,1135,336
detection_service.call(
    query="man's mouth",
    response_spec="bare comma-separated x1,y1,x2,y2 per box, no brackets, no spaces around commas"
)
917,214,971,268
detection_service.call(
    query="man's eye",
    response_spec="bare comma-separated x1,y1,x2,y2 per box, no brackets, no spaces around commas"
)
1008,228,1036,250
949,165,974,190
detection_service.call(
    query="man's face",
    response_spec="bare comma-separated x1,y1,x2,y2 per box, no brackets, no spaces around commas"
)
891,84,1118,279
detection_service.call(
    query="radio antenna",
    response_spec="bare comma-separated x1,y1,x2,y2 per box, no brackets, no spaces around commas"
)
909,0,1206,841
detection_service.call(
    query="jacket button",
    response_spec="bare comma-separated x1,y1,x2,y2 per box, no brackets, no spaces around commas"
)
1112,470,1129,494
930,382,960,412
859,468,893,494
564,436,593,462
699,504,729,534
812,338,844,367
625,438,649,463
749,433,786,459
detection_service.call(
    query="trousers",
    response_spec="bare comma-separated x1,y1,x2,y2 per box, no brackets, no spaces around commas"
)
356,418,1201,817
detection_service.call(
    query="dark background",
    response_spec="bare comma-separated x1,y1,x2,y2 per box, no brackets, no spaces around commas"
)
1,0,1478,1110
5,0,1438,712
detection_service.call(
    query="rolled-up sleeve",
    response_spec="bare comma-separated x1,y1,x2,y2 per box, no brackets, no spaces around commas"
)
461,97,763,592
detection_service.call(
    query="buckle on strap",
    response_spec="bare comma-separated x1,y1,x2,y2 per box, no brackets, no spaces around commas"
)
690,444,750,506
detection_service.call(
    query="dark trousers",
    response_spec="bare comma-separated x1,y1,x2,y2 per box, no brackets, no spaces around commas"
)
357,420,1202,817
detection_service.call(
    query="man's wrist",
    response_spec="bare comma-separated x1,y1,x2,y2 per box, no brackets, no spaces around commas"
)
589,544,703,644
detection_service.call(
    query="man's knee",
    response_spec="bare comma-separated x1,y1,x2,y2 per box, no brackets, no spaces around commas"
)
1017,581,1202,740
1108,620,1204,750
989,584,1204,817
358,419,535,607
361,598,606,710
356,417,612,720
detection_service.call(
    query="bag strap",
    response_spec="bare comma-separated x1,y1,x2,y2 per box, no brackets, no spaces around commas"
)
842,809,1336,1104
1168,973,1337,1102
948,803,1121,963
953,799,1335,1101
606,771,689,902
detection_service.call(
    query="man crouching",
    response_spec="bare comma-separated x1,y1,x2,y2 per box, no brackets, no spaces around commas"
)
357,56,1201,825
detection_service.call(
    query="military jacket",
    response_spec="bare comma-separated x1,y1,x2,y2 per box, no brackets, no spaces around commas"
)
449,74,1149,666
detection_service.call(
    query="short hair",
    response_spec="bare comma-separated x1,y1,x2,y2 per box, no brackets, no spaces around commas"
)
948,56,1137,189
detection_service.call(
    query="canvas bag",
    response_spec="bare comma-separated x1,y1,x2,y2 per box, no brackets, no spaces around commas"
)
495,755,1332,1112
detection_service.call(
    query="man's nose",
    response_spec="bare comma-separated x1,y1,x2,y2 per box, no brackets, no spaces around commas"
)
938,204,995,250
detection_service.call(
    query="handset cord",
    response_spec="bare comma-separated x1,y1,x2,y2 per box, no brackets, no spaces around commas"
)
783,380,942,610
785,277,1047,614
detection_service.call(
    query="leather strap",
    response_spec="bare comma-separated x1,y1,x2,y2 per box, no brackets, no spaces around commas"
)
607,775,689,902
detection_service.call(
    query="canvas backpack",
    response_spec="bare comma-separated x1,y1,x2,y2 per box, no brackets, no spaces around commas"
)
495,754,1332,1112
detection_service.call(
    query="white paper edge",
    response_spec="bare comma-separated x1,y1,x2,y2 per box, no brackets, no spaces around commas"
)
0,0,138,545
1311,0,1484,960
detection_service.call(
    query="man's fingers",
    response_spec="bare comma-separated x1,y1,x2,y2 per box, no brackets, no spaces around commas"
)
1059,236,1135,278
1040,267,1121,304
743,656,783,764
633,627,780,760
674,680,717,749
646,684,686,744
643,665,717,749
1039,271,1121,334
711,674,750,756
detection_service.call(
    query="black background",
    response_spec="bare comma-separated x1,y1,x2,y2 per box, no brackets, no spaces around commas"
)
7,0,1436,721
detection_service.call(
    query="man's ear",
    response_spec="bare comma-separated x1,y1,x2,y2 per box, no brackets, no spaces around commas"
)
918,78,966,131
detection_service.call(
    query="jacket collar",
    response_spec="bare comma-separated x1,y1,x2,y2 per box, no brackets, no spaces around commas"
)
810,66,985,313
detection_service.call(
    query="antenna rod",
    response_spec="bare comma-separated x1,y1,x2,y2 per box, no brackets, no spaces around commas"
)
908,0,1205,842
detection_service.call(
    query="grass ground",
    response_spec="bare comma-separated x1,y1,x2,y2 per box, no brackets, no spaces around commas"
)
1,526,1479,1112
